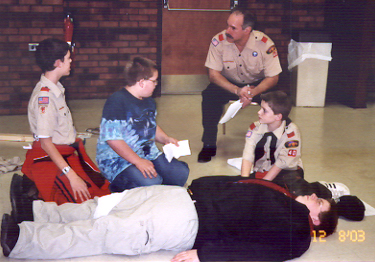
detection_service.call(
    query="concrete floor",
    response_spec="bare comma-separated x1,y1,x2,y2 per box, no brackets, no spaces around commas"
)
0,94,374,261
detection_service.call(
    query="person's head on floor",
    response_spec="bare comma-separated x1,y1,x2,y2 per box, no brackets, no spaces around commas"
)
35,38,71,74
225,7,256,44
258,91,292,129
296,194,338,237
124,57,158,99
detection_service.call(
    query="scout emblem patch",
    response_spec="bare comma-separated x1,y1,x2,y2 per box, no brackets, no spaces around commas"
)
285,140,299,148
246,130,252,138
287,131,295,138
266,45,278,58
41,86,50,92
261,36,268,43
39,106,46,114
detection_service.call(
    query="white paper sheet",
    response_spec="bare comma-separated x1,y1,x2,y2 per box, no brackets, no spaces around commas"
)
163,140,191,163
219,100,243,124
363,201,375,216
227,157,243,170
93,191,127,219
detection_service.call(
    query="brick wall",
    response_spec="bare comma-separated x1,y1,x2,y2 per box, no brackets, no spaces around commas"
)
0,0,160,115
240,0,326,89
0,0,326,115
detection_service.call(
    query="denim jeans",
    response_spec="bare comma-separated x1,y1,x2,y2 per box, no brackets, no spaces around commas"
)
109,153,189,192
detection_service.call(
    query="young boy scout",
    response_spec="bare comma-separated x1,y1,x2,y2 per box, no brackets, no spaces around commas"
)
20,38,109,209
241,91,303,184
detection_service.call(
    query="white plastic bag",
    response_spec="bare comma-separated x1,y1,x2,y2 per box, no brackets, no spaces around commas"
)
288,39,332,71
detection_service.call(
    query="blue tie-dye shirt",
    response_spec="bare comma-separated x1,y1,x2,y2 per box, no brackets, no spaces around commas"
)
96,88,162,182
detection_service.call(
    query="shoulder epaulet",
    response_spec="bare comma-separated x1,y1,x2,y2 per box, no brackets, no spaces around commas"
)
284,118,295,138
250,122,258,130
253,31,278,58
218,33,224,41
253,31,266,42
211,33,225,47
40,86,50,92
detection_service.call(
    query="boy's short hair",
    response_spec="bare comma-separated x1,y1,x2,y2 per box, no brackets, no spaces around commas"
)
35,38,71,73
314,199,338,237
260,91,292,120
124,57,157,87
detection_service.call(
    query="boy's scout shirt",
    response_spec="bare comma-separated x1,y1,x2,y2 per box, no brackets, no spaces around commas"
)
28,75,76,145
242,119,303,173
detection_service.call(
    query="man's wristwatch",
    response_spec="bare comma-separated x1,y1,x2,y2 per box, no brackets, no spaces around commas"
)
62,166,71,175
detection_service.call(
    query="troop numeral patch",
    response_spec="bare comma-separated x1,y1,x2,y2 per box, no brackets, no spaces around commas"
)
288,149,297,157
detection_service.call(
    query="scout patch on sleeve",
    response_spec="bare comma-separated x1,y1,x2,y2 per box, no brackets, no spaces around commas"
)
288,149,297,157
40,86,50,92
287,131,295,138
266,45,278,57
261,36,268,43
219,34,224,41
39,106,46,114
285,140,299,148
212,38,219,47
246,130,252,138
38,97,49,104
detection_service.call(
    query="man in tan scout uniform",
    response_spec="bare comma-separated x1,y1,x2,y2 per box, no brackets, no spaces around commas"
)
198,7,282,163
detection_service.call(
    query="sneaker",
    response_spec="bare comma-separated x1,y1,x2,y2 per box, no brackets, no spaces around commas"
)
319,181,350,200
86,127,100,135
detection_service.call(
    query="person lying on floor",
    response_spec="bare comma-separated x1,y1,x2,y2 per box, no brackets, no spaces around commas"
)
172,176,338,262
1,177,338,261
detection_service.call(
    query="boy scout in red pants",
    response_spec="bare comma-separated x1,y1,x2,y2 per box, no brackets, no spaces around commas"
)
18,39,109,216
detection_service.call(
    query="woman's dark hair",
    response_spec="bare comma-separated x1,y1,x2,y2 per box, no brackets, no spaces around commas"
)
124,57,157,87
35,38,70,73
314,199,338,237
260,91,292,120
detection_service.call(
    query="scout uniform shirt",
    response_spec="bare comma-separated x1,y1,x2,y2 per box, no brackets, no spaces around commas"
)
28,75,76,145
242,119,303,173
205,30,282,85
